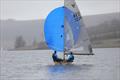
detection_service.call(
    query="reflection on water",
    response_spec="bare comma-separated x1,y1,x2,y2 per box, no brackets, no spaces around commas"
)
48,65,66,73
48,64,93,74
46,64,94,80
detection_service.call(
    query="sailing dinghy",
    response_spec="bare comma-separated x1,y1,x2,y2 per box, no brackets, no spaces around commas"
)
44,0,94,64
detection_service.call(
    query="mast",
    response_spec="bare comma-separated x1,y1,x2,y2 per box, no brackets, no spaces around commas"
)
63,50,66,61
63,15,66,61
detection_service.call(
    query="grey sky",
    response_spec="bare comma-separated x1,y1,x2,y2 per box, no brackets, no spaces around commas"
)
0,0,120,20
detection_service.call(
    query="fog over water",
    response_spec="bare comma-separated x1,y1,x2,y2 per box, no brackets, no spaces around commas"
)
1,0,119,20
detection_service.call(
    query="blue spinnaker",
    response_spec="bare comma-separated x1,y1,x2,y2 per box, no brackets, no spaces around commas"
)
44,7,64,52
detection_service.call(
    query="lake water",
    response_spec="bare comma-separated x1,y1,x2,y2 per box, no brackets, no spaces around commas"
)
0,48,120,80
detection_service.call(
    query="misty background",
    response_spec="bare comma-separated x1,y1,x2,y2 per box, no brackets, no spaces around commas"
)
0,0,120,50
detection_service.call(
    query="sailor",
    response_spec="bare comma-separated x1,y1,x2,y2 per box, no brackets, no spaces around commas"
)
52,51,63,63
67,52,74,62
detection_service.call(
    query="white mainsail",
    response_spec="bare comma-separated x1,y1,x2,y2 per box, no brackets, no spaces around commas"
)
64,0,93,54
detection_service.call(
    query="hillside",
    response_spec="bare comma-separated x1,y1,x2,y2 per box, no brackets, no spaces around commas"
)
1,12,120,49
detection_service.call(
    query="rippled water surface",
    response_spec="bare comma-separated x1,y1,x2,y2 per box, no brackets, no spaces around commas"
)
1,48,120,80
